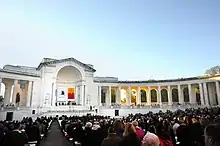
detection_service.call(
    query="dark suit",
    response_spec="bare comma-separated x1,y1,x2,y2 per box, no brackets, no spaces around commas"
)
101,133,122,146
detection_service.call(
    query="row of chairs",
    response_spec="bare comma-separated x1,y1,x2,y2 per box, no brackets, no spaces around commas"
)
28,120,53,146
58,120,81,146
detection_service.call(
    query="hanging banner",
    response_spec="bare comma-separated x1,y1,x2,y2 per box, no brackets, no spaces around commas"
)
68,88,75,99
57,87,66,101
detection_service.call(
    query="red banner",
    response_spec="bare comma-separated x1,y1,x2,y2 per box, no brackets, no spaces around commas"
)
68,88,75,99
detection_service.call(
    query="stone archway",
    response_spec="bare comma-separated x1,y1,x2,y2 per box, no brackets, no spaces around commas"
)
56,66,82,83
120,89,127,105
172,88,179,103
140,89,147,103
111,89,116,103
161,89,168,102
131,89,137,105
151,89,157,103
0,83,5,106
56,66,82,105
101,88,106,105
195,87,201,105
183,87,189,102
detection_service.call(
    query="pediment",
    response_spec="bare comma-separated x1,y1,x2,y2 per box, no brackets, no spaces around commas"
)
36,57,96,72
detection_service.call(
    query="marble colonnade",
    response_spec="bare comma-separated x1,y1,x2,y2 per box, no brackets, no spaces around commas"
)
99,81,220,107
0,78,33,107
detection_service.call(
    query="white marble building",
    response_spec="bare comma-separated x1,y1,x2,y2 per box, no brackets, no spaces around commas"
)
0,57,220,118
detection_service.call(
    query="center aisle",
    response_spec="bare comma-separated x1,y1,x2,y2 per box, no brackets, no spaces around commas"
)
39,121,72,146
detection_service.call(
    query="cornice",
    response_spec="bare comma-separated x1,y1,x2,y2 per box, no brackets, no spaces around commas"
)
36,57,96,72
94,74,220,84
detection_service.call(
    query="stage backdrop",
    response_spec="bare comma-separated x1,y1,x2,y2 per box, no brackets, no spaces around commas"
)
68,88,75,100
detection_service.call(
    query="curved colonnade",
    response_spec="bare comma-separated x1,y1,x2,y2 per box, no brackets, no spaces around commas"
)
98,76,220,109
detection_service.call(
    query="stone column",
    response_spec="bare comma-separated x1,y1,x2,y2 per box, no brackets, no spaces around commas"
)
74,85,77,105
203,83,209,106
199,83,205,105
80,85,85,106
188,84,193,104
109,86,111,106
148,86,151,106
137,87,141,105
158,86,162,105
12,79,18,105
215,81,220,105
4,83,12,106
0,78,2,96
51,82,57,106
117,86,121,104
127,86,131,105
98,86,102,106
178,85,183,104
26,81,33,107
77,86,80,105
168,86,172,105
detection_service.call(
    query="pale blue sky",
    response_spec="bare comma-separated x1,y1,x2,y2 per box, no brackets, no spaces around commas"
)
0,0,219,80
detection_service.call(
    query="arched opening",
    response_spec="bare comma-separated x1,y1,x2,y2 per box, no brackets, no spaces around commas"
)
151,89,157,103
120,89,127,105
161,89,168,102
172,88,179,103
101,89,106,105
111,89,116,103
56,66,82,105
195,87,201,105
56,66,82,83
140,89,147,103
183,87,189,102
131,89,137,105
0,83,5,105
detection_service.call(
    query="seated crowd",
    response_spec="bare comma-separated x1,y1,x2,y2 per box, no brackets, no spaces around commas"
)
0,107,220,146
60,107,220,146
0,116,52,146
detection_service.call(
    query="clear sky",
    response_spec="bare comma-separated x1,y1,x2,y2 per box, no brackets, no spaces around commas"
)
0,0,220,80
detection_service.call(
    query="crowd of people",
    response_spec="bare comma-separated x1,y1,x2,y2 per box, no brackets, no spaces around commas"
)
60,107,220,146
0,116,52,146
0,107,220,146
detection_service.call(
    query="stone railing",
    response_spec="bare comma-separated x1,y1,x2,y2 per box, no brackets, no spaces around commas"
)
99,102,206,109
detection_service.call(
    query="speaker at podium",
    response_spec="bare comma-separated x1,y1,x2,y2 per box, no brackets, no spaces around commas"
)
6,112,13,121
32,110,36,114
115,110,119,116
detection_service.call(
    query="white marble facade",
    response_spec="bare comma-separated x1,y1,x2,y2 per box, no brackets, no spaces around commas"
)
0,57,220,111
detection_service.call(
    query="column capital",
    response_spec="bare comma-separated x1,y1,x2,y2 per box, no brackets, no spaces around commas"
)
158,86,161,90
